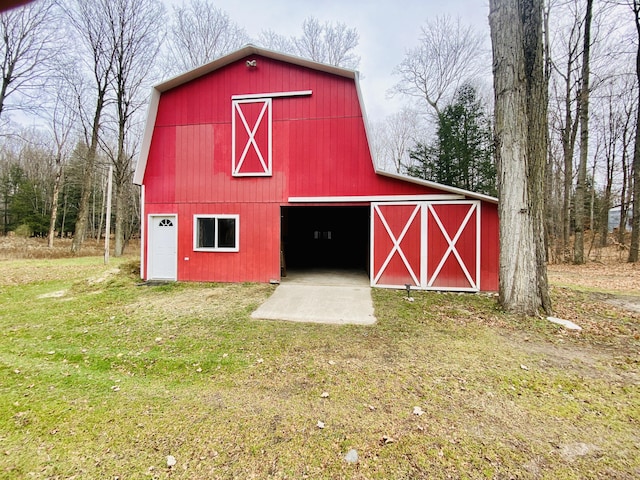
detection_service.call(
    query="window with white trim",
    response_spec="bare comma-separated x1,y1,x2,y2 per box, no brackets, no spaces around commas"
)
194,215,239,252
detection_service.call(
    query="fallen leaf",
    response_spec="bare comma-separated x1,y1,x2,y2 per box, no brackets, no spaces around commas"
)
167,455,177,467
320,391,329,398
413,406,424,416
317,421,325,429
520,364,529,371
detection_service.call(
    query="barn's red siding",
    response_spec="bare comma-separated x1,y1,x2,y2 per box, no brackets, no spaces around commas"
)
146,55,439,204
140,49,499,290
480,202,499,291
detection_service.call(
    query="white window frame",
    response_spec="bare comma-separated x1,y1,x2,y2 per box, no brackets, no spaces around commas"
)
193,214,239,252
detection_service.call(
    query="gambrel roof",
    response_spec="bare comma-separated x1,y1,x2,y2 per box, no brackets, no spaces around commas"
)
133,44,497,204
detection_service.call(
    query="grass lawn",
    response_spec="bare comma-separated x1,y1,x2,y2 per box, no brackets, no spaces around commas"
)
0,257,638,479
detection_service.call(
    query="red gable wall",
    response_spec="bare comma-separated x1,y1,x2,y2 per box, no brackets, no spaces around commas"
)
144,54,439,205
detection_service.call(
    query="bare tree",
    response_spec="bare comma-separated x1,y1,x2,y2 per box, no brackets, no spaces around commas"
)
165,0,247,75
547,0,584,260
63,0,117,253
573,0,594,264
46,81,77,247
257,29,294,54
104,0,164,256
295,17,359,68
392,15,486,117
618,75,637,245
258,16,360,69
370,107,423,174
630,0,640,262
0,0,59,125
490,0,551,315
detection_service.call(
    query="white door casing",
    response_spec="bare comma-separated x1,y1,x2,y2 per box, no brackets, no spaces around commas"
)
148,214,177,280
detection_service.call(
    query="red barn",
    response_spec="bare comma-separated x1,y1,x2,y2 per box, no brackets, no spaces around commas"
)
133,46,499,292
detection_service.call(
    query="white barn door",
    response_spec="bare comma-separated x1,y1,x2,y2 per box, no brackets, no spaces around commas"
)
148,215,177,280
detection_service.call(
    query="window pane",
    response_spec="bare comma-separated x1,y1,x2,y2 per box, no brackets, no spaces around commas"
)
198,218,216,248
217,218,236,248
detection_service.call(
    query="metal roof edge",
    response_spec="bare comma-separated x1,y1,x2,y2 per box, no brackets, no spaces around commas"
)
375,169,499,204
133,88,160,185
134,45,360,187
155,44,357,93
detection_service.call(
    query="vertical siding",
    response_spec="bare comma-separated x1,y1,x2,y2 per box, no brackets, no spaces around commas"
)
151,202,281,283
143,53,498,285
480,203,499,291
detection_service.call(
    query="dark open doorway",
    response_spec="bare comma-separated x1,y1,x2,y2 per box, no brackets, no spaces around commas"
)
281,206,369,271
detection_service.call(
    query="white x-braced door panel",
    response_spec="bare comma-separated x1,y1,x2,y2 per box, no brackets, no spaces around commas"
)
426,202,479,291
371,201,480,291
232,98,272,176
371,203,422,288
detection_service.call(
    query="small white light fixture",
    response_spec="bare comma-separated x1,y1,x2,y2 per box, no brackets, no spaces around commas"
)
246,59,257,68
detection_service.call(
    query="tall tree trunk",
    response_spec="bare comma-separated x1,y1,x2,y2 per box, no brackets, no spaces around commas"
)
114,184,125,256
47,158,63,247
630,1,640,262
573,0,593,264
619,121,630,245
562,60,579,261
71,93,104,253
489,0,551,315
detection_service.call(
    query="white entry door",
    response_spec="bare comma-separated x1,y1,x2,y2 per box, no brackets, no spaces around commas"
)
148,215,177,280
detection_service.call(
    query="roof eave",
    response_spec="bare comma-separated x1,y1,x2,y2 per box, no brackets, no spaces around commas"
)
155,44,356,93
374,169,499,204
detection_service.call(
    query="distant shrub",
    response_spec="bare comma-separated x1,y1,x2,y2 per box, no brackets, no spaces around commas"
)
14,224,32,238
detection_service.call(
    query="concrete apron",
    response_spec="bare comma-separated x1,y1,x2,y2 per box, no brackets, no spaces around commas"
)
251,270,377,325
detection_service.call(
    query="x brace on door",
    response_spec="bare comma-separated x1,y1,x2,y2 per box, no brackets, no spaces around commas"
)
232,98,272,176
231,90,312,177
371,201,480,291
373,203,421,287
427,202,478,290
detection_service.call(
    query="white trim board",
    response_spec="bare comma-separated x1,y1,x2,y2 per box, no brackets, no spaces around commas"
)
232,90,312,100
288,194,463,203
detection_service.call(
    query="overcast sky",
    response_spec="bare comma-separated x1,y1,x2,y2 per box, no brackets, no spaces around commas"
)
168,0,491,121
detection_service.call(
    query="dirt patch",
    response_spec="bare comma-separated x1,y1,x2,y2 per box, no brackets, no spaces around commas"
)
549,258,640,316
548,260,640,295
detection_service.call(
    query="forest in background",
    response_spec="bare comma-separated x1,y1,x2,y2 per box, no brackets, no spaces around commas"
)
1,0,639,264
